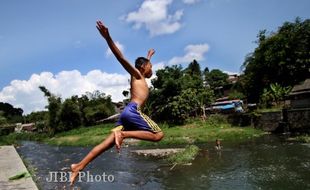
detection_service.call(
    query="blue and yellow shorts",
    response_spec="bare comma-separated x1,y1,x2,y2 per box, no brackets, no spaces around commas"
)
113,102,161,133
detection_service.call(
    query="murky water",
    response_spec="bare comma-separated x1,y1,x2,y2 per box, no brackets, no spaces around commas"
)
16,135,310,190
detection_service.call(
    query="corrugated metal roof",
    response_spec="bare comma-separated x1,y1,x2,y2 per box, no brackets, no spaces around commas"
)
291,79,310,93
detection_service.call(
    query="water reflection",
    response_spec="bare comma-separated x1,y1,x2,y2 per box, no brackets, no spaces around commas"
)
16,135,310,190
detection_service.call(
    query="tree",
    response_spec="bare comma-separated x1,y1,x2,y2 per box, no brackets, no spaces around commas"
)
0,111,7,125
260,83,292,107
122,90,129,98
81,91,115,126
148,61,214,124
76,94,89,125
196,88,215,119
39,87,116,131
148,65,183,122
0,102,23,123
241,18,310,103
59,97,82,131
205,69,229,89
185,59,201,76
122,90,130,105
25,111,48,123
163,88,198,123
39,86,61,134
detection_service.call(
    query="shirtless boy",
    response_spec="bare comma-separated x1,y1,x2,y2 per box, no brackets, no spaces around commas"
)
70,20,164,185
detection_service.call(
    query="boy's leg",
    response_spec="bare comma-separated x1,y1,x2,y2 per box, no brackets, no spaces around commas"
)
70,132,115,185
114,130,164,150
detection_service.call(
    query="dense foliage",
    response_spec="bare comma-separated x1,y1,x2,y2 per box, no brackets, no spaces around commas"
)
146,60,215,124
260,83,292,107
0,102,23,124
39,86,115,134
240,18,310,103
204,69,229,90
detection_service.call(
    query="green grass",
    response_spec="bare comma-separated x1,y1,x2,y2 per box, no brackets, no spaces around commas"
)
46,124,115,146
287,135,310,143
1,115,265,147
21,157,40,186
167,145,199,165
0,132,49,146
8,171,31,180
139,119,264,147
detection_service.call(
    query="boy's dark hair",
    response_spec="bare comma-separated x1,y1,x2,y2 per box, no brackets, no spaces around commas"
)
135,57,149,69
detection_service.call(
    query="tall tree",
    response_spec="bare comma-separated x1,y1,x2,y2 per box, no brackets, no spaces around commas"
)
148,61,214,123
185,59,202,76
0,102,23,123
0,111,7,125
205,69,229,89
241,18,310,102
81,91,115,126
39,86,61,134
59,96,82,131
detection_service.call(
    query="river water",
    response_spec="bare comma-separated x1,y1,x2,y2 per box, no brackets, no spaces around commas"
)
16,135,310,190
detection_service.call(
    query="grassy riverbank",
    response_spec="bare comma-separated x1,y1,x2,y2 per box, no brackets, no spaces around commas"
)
0,132,49,146
45,115,266,147
0,115,266,147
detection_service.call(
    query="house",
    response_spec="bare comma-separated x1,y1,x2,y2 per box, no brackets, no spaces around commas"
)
215,73,240,97
21,123,36,132
287,78,310,108
227,74,239,84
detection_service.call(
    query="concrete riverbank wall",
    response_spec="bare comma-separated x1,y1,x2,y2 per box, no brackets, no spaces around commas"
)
253,108,310,133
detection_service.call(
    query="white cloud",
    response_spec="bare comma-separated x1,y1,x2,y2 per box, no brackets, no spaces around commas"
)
0,70,130,114
152,62,165,71
105,41,125,57
223,71,239,75
123,0,183,36
168,43,210,65
183,0,200,4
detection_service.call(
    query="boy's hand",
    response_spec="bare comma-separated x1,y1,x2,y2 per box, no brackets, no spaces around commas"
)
96,20,109,39
147,49,155,60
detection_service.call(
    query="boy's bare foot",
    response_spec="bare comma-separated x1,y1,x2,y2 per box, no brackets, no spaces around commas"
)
114,131,123,152
70,163,81,186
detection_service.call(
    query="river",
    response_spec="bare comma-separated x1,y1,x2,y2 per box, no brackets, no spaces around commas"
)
16,135,310,190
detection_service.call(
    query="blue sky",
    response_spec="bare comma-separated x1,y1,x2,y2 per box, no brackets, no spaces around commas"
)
0,0,309,114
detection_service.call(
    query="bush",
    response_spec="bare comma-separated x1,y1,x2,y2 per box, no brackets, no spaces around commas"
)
0,132,49,145
167,145,199,165
0,125,15,136
205,114,228,127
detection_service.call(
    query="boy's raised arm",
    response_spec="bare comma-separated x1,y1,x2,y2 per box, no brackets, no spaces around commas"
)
96,20,141,79
147,49,155,60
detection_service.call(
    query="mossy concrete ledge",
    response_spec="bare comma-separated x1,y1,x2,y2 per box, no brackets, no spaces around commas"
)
0,146,38,190
131,148,185,157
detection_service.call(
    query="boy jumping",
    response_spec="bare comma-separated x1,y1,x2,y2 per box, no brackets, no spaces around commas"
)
70,20,164,185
